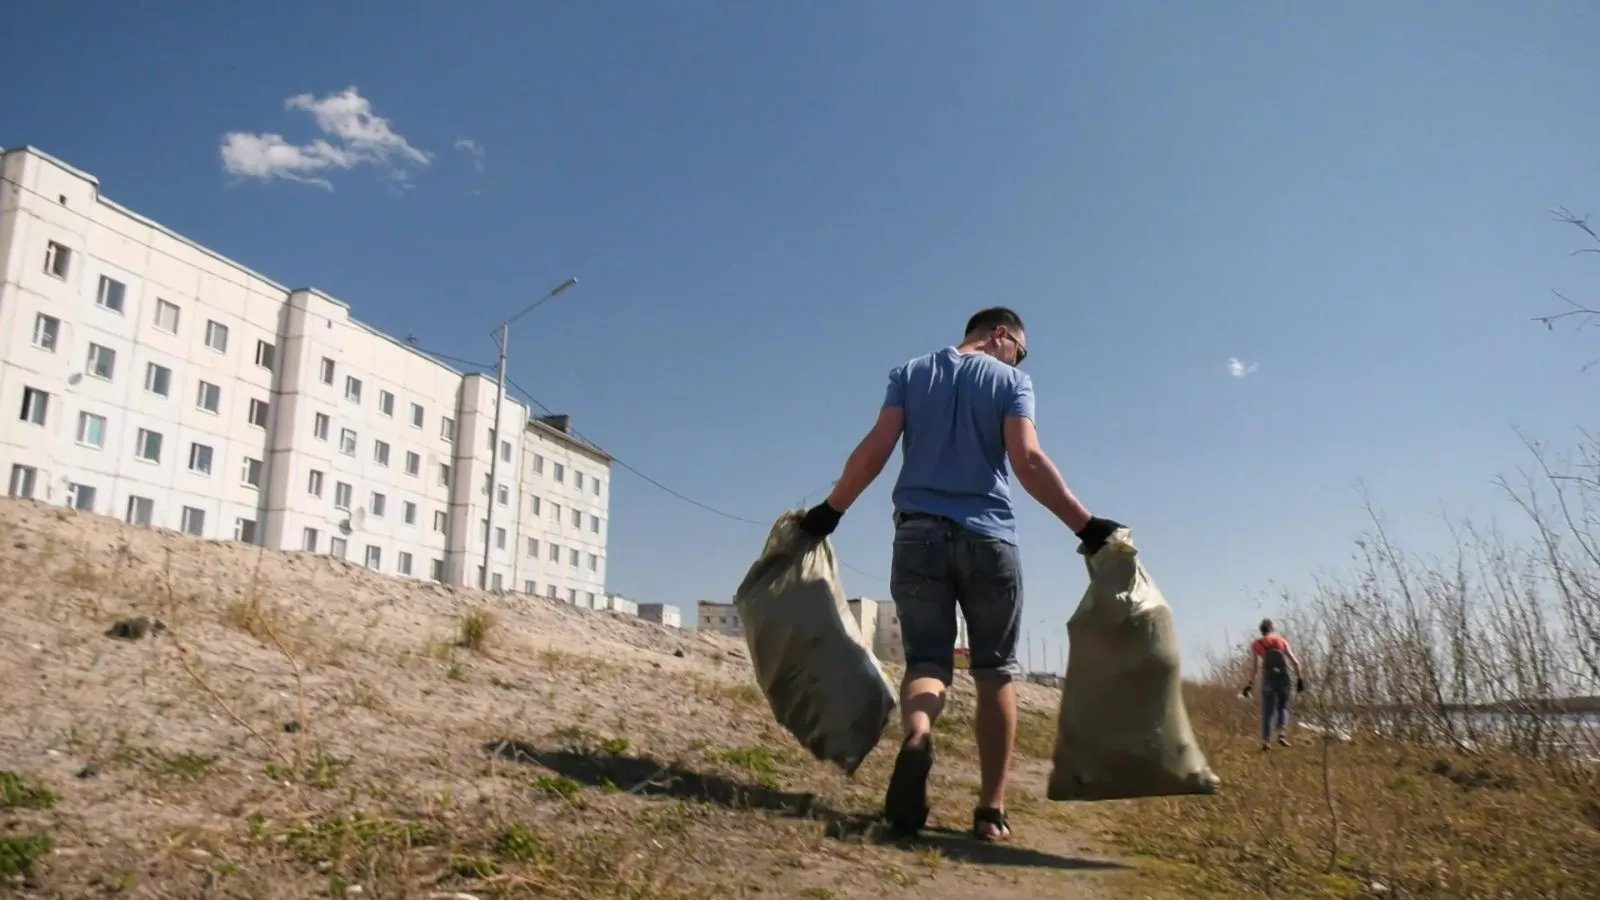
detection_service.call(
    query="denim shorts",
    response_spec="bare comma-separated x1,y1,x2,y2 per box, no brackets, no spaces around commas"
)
889,512,1024,686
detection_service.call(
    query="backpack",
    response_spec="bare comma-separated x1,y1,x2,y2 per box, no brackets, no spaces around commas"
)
1262,639,1291,688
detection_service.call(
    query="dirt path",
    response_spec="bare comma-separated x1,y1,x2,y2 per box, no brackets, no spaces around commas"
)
0,500,1132,898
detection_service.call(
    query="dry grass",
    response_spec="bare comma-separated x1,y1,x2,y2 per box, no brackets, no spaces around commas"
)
0,499,1125,899
1102,684,1598,898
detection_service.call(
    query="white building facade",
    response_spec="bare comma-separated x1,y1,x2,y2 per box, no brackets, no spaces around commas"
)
0,146,612,593
637,602,681,628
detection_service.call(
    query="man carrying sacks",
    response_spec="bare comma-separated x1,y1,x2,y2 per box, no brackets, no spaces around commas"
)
798,306,1122,842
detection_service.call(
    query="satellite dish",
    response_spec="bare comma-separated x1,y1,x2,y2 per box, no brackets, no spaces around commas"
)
67,373,84,386
337,518,353,536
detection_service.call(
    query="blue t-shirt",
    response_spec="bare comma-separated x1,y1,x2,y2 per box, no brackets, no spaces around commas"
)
883,347,1035,544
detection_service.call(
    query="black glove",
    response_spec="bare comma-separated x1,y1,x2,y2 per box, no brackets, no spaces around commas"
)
797,501,843,538
1296,677,1307,694
1074,516,1125,556
1241,684,1253,698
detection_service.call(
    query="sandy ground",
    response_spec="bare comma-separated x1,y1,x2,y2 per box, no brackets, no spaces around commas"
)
0,499,1135,899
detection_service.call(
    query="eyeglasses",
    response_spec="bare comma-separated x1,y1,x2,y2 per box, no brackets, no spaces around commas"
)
1002,331,1027,365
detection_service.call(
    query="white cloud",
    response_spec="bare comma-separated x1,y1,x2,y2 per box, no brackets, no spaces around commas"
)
454,137,486,173
220,88,432,190
1226,357,1260,378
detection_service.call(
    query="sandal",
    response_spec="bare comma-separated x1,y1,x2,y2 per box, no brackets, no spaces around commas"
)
883,734,934,835
972,806,1011,842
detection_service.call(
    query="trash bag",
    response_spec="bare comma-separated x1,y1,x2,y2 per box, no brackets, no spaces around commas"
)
1046,526,1220,801
732,510,897,775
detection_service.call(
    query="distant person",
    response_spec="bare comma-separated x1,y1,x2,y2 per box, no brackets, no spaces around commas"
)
1242,618,1306,750
796,306,1123,843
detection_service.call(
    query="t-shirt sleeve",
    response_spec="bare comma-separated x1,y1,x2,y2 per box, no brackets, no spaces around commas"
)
1007,372,1036,421
883,365,907,410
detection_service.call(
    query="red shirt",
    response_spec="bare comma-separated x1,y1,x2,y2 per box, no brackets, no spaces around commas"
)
1252,634,1290,657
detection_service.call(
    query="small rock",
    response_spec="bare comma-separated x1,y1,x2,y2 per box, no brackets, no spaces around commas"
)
1369,882,1389,894
673,648,685,658
283,721,302,734
76,764,100,779
106,617,153,640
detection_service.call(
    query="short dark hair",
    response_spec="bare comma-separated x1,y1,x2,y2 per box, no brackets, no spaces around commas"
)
1259,618,1274,636
964,306,1024,338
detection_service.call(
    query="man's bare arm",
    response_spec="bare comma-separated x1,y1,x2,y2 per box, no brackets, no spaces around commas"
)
1003,415,1092,533
824,406,905,513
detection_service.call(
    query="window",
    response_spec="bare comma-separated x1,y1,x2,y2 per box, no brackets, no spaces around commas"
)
75,412,106,449
587,553,598,572
524,580,536,594
402,501,417,525
86,343,116,380
440,416,455,442
373,440,390,467
44,241,72,279
480,518,490,541
593,478,601,496
500,440,511,463
548,542,560,562
410,403,424,428
398,552,413,576
135,428,163,463
339,428,357,456
248,398,270,428
334,482,353,511
302,528,319,552
21,387,52,425
188,443,213,475
575,472,584,491
550,502,561,524
533,454,545,475
66,483,96,511
431,559,445,582
529,496,541,516
235,518,258,544
569,548,579,568
497,484,509,506
364,545,382,570
495,527,507,550
96,276,126,313
405,451,420,477
370,492,387,517
196,380,221,413
180,507,205,537
307,469,324,497
345,376,362,403
526,537,539,557
553,463,565,483
154,298,181,333
8,465,38,499
439,464,451,487
378,390,395,417
546,584,558,600
482,474,491,496
330,537,348,559
319,357,335,385
433,511,447,533
568,588,579,604
590,516,601,534
313,412,330,441
144,363,172,397
571,508,583,528
254,340,275,370
32,314,59,352
126,496,154,527
492,573,504,591
241,457,263,488
204,320,229,353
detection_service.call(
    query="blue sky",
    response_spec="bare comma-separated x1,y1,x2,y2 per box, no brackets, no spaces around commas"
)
4,1,1597,664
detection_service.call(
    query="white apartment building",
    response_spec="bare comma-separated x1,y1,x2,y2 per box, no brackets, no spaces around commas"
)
637,602,681,628
0,145,612,596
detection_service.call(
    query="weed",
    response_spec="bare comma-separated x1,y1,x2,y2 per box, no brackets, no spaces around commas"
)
0,834,54,878
495,822,544,861
457,608,496,651
139,749,219,783
0,770,57,809
533,775,584,801
446,660,467,681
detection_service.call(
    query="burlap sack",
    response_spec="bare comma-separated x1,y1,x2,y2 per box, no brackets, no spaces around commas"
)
1046,527,1220,801
732,510,897,775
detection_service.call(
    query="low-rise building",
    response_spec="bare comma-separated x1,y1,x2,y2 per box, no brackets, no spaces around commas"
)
637,602,681,628
697,601,743,637
596,592,638,616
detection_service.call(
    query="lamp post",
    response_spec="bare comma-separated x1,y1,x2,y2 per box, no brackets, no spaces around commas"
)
479,277,579,590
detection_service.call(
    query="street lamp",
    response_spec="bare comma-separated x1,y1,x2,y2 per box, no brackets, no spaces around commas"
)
480,277,579,589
